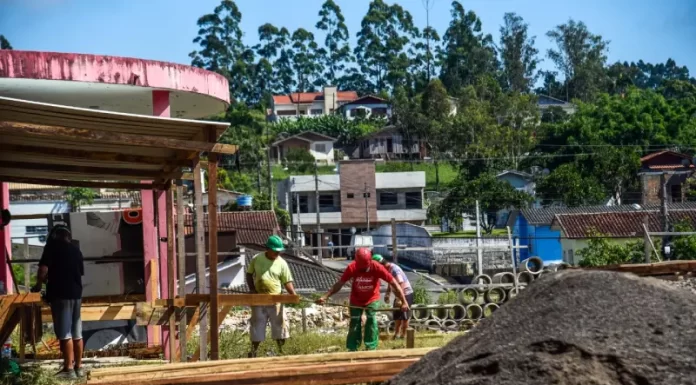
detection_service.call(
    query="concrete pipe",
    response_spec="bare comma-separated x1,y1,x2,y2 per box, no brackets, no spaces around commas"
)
548,262,570,272
519,257,544,275
492,272,516,284
483,303,500,318
473,274,492,290
459,288,479,305
449,304,467,321
411,305,431,322
459,319,476,331
387,320,396,334
442,319,458,331
431,305,450,321
466,304,483,320
484,287,507,304
425,319,443,331
517,272,534,285
506,287,520,300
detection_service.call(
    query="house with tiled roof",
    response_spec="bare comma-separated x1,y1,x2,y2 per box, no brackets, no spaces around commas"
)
335,95,392,120
639,150,696,205
269,86,358,121
550,204,696,265
271,131,337,165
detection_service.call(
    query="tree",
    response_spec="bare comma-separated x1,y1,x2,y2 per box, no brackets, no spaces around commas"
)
284,148,316,173
672,221,696,261
499,13,539,93
546,19,609,102
420,79,451,189
291,28,324,91
315,0,352,87
65,188,95,213
0,35,12,50
355,0,420,92
536,164,605,207
436,172,534,233
439,1,497,95
189,0,255,102
576,234,645,267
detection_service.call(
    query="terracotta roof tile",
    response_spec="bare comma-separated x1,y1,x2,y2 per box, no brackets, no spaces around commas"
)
272,91,359,105
183,211,279,248
553,208,696,238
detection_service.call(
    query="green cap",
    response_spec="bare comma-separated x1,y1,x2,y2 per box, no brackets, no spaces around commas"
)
372,254,384,263
266,235,285,252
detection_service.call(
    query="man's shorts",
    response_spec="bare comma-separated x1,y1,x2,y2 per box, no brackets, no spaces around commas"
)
50,299,82,340
250,304,289,342
392,293,414,321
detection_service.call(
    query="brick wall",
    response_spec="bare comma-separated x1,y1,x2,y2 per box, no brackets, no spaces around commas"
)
641,174,661,205
339,160,378,224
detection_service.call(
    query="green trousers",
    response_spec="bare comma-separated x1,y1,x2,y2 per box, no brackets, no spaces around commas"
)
347,301,380,351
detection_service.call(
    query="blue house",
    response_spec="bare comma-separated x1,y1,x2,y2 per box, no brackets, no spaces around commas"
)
510,205,639,264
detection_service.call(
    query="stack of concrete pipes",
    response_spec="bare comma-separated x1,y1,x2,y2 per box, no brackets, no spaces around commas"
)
382,257,563,333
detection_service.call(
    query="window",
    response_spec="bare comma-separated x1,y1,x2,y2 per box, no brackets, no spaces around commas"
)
315,143,327,152
350,109,358,117
372,107,388,116
350,108,367,118
277,110,296,116
405,192,422,209
293,195,310,213
379,192,398,206
26,226,48,234
299,110,307,115
319,194,335,211
311,108,323,115
671,184,682,202
347,193,355,199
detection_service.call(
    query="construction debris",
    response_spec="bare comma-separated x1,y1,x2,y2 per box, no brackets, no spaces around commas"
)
387,270,696,385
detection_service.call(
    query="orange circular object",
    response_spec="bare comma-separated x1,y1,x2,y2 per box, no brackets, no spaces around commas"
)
122,209,143,225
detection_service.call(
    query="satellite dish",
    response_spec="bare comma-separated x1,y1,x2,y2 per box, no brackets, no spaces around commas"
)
350,227,357,235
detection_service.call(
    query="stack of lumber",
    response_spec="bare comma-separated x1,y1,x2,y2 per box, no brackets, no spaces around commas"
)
88,348,434,385
580,260,696,277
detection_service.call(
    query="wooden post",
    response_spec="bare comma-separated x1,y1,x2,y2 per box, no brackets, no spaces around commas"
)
301,307,307,333
19,309,25,362
207,127,220,361
23,238,30,290
391,218,398,264
165,185,177,362
176,181,187,362
406,328,415,349
193,159,208,361
644,216,651,263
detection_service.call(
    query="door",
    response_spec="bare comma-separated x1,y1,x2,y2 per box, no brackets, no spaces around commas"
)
387,138,393,153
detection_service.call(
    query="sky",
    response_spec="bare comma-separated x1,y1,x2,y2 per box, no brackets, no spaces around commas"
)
1,0,695,76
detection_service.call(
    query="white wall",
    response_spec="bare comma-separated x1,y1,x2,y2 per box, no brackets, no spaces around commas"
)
293,212,343,226
342,103,392,120
274,102,325,119
376,172,426,189
281,175,340,193
376,209,427,223
309,140,335,164
9,200,69,246
184,257,246,294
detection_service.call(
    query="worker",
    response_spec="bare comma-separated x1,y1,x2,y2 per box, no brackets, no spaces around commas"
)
372,254,414,340
32,225,84,380
246,235,296,358
316,247,409,351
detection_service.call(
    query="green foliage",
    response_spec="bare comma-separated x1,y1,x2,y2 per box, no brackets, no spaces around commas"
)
672,221,696,261
499,13,539,93
272,114,385,148
536,164,605,207
315,0,353,87
412,278,431,305
65,187,95,213
437,290,458,305
576,234,646,267
284,148,316,173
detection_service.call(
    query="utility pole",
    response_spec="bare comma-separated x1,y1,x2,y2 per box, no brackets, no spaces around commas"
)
391,218,398,264
661,172,670,260
257,160,262,192
294,178,302,245
364,182,370,232
314,161,322,258
266,122,274,210
475,200,483,276
643,215,651,263
288,180,295,242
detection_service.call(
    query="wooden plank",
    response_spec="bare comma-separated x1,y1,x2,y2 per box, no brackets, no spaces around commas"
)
185,307,200,342
154,298,186,308
166,186,178,363
0,175,163,190
181,294,299,307
207,142,219,361
81,294,147,305
88,358,417,385
41,305,136,323
193,158,208,362
149,260,161,346
0,143,191,166
176,181,187,362
135,304,198,327
190,306,231,363
0,160,166,179
89,347,434,379
0,121,238,155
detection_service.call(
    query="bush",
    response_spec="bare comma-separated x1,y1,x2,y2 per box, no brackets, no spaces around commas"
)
285,148,316,173
412,278,431,305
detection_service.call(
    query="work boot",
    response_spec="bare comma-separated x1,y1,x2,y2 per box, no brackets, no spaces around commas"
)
55,369,77,381
75,367,85,378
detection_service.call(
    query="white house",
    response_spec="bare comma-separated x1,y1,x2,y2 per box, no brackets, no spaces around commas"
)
271,131,337,165
270,86,358,120
336,95,392,120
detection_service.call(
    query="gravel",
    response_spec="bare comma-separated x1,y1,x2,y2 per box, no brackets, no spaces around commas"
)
387,270,696,385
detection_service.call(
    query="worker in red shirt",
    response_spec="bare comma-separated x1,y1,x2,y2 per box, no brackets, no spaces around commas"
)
317,248,410,351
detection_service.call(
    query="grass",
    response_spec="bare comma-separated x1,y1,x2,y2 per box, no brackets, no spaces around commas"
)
431,229,508,238
7,329,461,385
272,161,459,191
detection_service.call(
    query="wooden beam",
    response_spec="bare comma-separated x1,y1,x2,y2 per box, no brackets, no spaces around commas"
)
0,160,167,179
0,121,238,155
190,306,231,363
176,181,187,362
182,294,300,307
149,260,161,346
206,134,219,360
166,186,178,363
0,143,191,167
0,175,163,190
81,294,147,305
193,158,208,362
41,305,136,323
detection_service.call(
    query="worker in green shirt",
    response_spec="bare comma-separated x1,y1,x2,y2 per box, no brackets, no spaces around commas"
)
246,235,296,357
